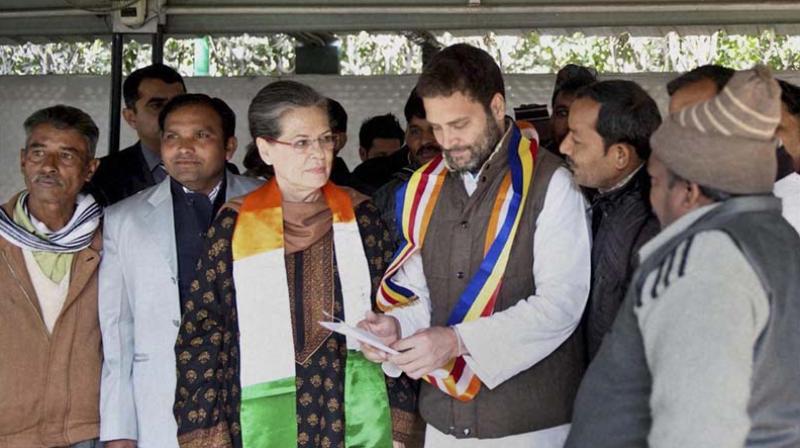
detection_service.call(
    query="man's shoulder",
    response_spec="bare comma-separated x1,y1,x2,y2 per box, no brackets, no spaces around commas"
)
536,144,567,171
96,143,144,172
639,229,753,301
104,182,160,221
228,173,263,197
89,143,149,206
514,143,565,191
539,165,584,208
372,175,406,208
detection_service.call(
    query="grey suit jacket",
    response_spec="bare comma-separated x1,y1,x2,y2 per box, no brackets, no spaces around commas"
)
98,174,262,447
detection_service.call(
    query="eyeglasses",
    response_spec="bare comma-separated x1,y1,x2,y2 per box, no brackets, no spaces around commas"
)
263,134,336,153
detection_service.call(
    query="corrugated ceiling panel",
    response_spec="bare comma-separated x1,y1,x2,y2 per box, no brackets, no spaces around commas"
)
0,1,798,38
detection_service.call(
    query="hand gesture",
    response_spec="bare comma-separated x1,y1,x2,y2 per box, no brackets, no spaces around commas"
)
356,310,400,362
389,326,460,379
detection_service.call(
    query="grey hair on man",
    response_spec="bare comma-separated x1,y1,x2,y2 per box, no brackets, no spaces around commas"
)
23,105,100,158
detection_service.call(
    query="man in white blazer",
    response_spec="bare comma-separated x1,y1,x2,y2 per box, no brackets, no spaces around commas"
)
99,94,262,448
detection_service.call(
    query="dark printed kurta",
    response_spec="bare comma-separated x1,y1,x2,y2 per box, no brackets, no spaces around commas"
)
174,201,417,448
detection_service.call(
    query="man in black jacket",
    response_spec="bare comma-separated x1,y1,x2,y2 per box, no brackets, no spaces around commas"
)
86,64,186,206
560,80,662,360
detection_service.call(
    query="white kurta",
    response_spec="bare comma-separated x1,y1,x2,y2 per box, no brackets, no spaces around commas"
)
386,166,592,447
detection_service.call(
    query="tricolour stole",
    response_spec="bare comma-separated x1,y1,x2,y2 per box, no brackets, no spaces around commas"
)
232,179,392,447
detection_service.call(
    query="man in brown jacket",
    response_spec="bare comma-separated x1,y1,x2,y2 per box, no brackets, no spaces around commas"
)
0,105,103,447
360,44,591,447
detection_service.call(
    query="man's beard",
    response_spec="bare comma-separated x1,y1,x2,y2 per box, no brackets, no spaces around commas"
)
444,115,504,174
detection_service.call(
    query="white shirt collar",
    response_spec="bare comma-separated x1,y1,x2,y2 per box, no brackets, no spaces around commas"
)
182,179,223,202
598,164,645,195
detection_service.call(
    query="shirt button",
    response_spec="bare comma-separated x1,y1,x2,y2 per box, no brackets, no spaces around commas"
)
460,221,468,229
456,271,465,279
480,176,487,182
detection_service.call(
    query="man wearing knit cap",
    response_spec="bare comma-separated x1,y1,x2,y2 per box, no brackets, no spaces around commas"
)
566,66,800,448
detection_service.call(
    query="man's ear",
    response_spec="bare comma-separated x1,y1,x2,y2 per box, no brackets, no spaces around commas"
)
225,136,238,161
610,143,636,171
684,181,704,209
359,146,369,161
85,158,100,182
122,107,137,130
489,93,506,123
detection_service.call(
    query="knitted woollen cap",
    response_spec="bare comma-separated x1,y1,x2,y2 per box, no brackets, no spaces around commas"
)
651,65,781,194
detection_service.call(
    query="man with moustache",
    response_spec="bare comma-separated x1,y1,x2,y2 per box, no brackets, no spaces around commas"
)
0,105,104,447
99,94,261,448
372,87,443,244
567,66,800,448
559,80,661,360
359,43,591,447
87,64,186,206
668,67,800,237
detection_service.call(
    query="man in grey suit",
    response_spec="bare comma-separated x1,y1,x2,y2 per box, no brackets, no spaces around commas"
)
98,94,262,448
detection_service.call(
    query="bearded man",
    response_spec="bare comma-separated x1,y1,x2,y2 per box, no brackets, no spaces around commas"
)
359,43,591,447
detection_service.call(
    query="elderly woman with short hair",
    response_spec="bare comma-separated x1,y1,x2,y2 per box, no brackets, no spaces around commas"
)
173,80,416,448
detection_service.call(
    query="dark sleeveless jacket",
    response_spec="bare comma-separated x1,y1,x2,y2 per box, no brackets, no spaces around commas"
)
585,167,659,360
419,131,586,439
567,196,800,447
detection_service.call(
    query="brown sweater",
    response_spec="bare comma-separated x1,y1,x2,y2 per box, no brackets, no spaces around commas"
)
0,194,102,447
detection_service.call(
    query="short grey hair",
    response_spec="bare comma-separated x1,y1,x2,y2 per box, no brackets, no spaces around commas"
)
248,80,328,141
23,105,100,157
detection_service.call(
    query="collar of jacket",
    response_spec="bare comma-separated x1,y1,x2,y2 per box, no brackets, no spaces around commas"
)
591,166,651,212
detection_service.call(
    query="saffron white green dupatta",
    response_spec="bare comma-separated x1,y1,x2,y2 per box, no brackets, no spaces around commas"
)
231,179,392,447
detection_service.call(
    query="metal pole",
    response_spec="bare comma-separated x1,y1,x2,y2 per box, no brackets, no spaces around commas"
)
193,35,210,75
109,33,124,155
152,24,164,64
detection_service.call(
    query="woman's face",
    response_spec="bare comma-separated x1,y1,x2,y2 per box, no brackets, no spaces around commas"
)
256,106,334,201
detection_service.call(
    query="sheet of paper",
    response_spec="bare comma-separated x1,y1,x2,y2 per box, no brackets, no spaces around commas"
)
318,320,400,355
